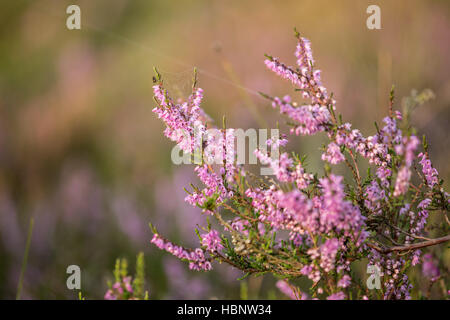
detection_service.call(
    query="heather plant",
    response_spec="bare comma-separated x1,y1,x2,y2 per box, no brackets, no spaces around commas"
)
104,252,148,300
149,29,449,300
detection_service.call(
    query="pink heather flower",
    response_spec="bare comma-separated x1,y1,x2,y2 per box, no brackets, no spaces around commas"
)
289,232,303,246
411,251,421,266
418,152,439,188
185,164,228,212
327,292,346,300
254,151,295,183
337,275,352,288
318,174,366,238
123,276,133,293
201,229,223,253
150,33,448,301
274,153,295,182
395,136,419,167
270,96,330,135
276,280,306,300
380,116,402,145
321,142,345,164
152,85,207,154
266,134,288,148
150,234,212,271
294,162,313,190
266,36,331,104
319,238,340,272
105,276,135,300
300,265,313,276
422,254,440,280
405,136,419,166
254,149,313,188
104,290,116,300
295,37,314,76
224,128,238,181
393,166,411,197
418,198,431,209
264,58,307,91
376,166,392,187
364,180,386,215
334,123,364,149
276,280,297,300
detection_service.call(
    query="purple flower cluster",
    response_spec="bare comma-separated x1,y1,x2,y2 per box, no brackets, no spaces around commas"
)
153,85,206,153
393,166,411,197
201,229,224,253
151,234,212,271
368,250,412,300
393,136,420,197
364,180,387,215
318,175,367,238
254,149,313,189
185,164,229,213
104,276,133,300
149,31,449,300
270,95,330,136
276,280,307,300
326,292,346,300
318,238,340,272
295,37,314,76
321,142,345,164
337,275,352,288
245,173,365,288
418,152,439,188
265,35,330,105
422,254,440,281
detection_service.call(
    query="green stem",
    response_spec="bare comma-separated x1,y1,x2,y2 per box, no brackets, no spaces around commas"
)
16,217,34,300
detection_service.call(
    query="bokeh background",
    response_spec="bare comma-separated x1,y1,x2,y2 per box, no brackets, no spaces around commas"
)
0,0,449,299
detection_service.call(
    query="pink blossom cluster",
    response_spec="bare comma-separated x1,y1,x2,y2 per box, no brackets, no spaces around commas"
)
422,254,440,281
153,80,239,213
201,229,224,253
326,292,346,300
270,95,331,136
393,136,420,197
149,31,449,300
151,233,212,271
364,180,387,215
153,84,206,153
104,276,133,300
265,35,329,105
228,218,265,237
418,152,439,188
321,142,345,164
253,148,313,189
276,280,308,300
368,249,413,300
185,164,230,213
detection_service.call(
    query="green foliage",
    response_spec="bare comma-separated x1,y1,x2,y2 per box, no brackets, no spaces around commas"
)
106,252,148,300
132,252,146,298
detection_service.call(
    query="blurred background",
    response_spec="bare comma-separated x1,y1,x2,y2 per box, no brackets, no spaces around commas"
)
0,0,449,299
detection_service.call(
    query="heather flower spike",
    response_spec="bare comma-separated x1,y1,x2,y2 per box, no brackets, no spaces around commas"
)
105,252,149,300
149,29,449,300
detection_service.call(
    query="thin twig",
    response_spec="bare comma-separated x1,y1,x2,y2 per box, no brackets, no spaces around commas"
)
367,234,450,254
